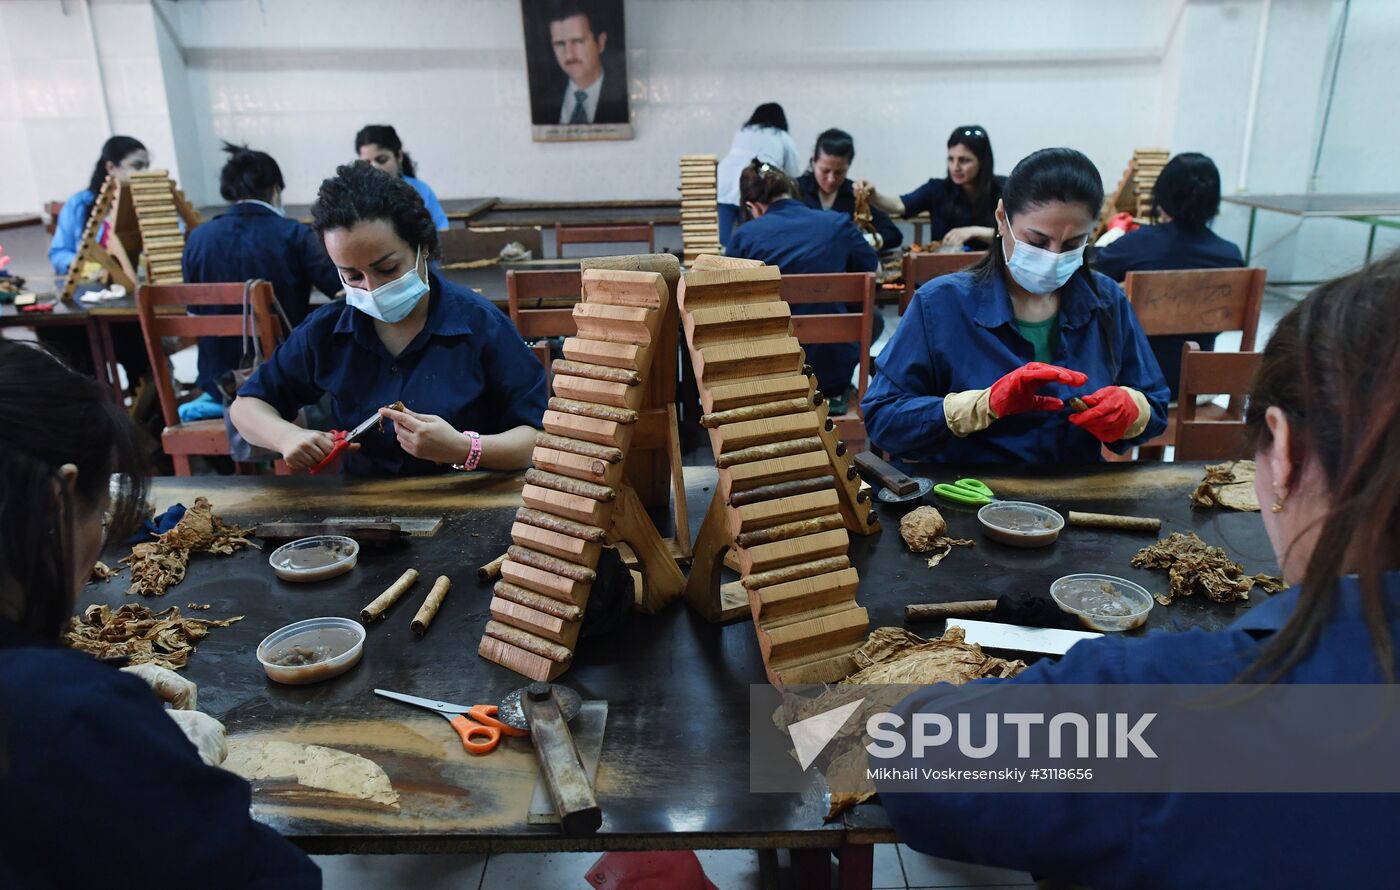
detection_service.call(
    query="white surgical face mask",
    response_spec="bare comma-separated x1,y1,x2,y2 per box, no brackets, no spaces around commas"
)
1003,224,1086,295
342,246,428,324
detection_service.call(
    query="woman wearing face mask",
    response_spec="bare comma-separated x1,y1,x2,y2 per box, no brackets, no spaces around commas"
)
230,162,547,476
355,124,450,231
182,143,343,415
0,342,319,887
861,148,1168,465
878,252,1400,888
856,125,1003,250
795,128,902,251
49,135,150,275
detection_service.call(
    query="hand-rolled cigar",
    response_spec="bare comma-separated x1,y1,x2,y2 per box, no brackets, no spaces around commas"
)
515,507,607,542
1068,397,1089,413
715,437,824,469
905,600,999,622
742,556,851,590
494,580,584,621
735,514,844,548
506,545,596,583
551,359,641,386
548,397,637,425
411,575,452,636
1067,511,1162,532
477,553,507,581
729,475,835,507
700,397,810,429
484,620,573,663
534,433,624,464
361,568,419,623
524,468,616,502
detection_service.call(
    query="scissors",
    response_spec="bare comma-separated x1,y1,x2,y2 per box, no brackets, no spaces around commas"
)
375,688,528,755
308,409,383,475
932,478,997,507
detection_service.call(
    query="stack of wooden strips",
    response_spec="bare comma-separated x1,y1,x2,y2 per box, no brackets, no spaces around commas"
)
679,155,721,263
479,268,670,680
129,170,195,284
679,255,875,685
58,175,120,303
1097,148,1170,236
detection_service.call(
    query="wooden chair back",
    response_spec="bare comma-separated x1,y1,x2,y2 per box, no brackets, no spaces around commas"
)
45,200,65,235
506,268,584,376
779,272,877,451
900,251,985,314
1173,342,1261,461
555,223,655,258
1123,267,1266,349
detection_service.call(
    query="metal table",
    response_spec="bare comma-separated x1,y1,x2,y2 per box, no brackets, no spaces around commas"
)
76,462,1275,886
1223,192,1400,276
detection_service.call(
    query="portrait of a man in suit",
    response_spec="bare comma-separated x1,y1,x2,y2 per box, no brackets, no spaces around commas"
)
524,0,631,136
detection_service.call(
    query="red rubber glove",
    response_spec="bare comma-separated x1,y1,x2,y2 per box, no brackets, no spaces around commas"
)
1068,386,1140,443
988,362,1089,418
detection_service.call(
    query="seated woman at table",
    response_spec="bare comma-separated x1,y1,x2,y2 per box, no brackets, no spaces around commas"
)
856,124,1004,250
0,341,319,887
230,162,547,476
716,103,802,249
355,124,450,231
861,147,1168,465
795,128,902,251
181,142,345,420
48,135,149,275
1093,152,1246,399
727,159,879,413
879,251,1400,888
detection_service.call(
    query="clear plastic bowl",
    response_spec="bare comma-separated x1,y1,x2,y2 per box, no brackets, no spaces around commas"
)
268,535,359,583
256,617,365,685
977,501,1064,548
1051,573,1154,632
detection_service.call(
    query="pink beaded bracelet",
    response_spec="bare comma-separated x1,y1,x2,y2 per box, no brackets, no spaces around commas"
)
452,431,482,471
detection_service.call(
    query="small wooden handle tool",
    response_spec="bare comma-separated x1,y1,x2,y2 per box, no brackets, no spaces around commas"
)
853,451,919,497
905,599,998,622
522,682,601,836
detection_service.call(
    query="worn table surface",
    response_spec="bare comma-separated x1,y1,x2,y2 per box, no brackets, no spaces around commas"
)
1222,192,1400,217
468,201,681,229
76,462,1275,854
198,197,498,226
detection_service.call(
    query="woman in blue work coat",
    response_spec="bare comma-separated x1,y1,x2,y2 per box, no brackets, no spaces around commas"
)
355,124,450,230
878,252,1400,888
727,159,879,413
861,148,1169,464
48,135,149,275
1094,152,1245,399
182,142,345,415
857,125,1004,249
795,128,902,251
0,342,319,887
230,162,547,476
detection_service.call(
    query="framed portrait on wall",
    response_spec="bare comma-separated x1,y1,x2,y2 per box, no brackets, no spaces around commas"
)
521,0,633,142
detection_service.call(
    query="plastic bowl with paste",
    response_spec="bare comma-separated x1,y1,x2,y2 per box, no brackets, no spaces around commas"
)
977,501,1064,548
268,535,359,583
1051,573,1153,632
257,617,365,684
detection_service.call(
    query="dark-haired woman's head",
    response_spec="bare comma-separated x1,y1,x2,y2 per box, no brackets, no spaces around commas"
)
946,125,994,198
1242,250,1400,682
312,161,438,309
739,158,797,220
355,124,416,179
1152,152,1222,231
218,141,285,204
0,343,149,639
88,136,149,195
976,147,1104,295
744,103,789,132
811,128,854,197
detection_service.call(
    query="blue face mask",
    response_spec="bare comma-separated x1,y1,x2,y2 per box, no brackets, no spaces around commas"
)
343,246,428,323
1003,223,1086,295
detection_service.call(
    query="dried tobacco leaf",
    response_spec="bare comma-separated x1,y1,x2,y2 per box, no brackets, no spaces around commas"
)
64,603,243,670
1132,531,1284,604
1191,460,1260,512
120,497,253,596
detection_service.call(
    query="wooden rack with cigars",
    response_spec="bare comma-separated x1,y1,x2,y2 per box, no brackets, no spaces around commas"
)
1095,148,1169,239
479,267,688,681
677,255,878,686
679,155,721,263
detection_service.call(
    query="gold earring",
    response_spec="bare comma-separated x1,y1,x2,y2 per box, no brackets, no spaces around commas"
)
1271,490,1287,513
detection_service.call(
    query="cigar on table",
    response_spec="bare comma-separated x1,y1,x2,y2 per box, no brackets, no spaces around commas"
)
361,568,419,622
1067,511,1162,533
477,553,508,582
905,599,998,622
411,575,452,636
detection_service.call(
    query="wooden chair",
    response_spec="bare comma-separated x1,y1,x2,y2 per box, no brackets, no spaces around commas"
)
135,281,283,476
1124,267,1266,460
1173,342,1260,461
779,272,877,453
900,251,985,314
506,268,584,378
45,200,65,236
555,223,655,258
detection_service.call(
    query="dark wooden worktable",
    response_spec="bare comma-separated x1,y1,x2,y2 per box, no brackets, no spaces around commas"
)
76,462,1275,866
468,201,680,229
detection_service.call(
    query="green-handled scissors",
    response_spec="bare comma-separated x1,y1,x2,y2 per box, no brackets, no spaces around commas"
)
933,478,996,506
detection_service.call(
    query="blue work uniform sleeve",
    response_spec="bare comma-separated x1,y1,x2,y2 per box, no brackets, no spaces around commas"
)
1101,283,1169,451
480,308,549,431
860,293,956,459
898,180,938,220
48,193,90,274
295,223,344,304
841,218,880,273
236,317,324,420
420,183,450,231
1089,236,1135,282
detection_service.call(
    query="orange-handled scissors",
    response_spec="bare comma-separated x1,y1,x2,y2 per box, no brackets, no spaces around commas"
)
375,688,528,755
